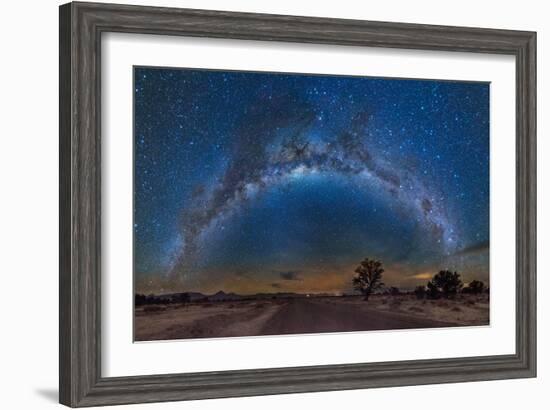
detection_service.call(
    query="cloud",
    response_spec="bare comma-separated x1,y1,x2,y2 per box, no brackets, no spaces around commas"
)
234,270,252,279
454,240,489,256
410,272,433,280
277,271,303,281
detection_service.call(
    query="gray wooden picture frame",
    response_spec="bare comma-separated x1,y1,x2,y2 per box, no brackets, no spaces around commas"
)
59,1,536,407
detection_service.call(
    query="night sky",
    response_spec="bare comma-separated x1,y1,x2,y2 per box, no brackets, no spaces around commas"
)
134,67,489,295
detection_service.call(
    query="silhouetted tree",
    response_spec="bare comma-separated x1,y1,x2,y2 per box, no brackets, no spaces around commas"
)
426,281,441,299
462,280,486,295
352,258,385,301
427,270,463,298
414,286,426,300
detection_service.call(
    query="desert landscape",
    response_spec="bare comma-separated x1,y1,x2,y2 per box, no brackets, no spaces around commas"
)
135,291,489,341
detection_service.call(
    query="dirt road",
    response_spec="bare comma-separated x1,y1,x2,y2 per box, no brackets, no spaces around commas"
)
259,298,454,336
135,296,483,341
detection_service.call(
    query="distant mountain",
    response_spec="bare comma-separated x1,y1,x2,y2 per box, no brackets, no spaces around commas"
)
251,292,305,299
185,292,208,302
148,290,332,303
208,291,241,301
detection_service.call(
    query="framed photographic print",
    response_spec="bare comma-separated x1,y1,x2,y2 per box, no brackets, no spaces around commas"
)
59,1,536,407
132,66,492,341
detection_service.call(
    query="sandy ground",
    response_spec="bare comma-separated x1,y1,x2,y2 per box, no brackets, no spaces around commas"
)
134,294,489,341
332,294,490,326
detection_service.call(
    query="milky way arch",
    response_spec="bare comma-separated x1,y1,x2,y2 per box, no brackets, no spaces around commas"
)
169,111,458,282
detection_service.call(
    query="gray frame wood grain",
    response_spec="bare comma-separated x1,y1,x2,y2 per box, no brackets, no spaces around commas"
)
59,1,536,407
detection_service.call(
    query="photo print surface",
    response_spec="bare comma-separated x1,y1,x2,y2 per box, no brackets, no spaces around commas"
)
133,67,490,341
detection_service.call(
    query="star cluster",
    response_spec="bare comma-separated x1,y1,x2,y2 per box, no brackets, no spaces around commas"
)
134,67,489,295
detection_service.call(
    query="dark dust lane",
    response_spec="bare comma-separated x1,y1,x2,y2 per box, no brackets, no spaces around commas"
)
259,298,454,336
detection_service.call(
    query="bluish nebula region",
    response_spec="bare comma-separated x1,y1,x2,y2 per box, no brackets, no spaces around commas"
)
134,67,489,295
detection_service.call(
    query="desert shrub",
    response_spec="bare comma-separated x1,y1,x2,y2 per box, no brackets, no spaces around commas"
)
414,286,426,300
139,294,172,305
172,293,191,304
408,306,424,313
135,294,147,306
388,286,400,296
451,306,462,312
462,280,486,295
